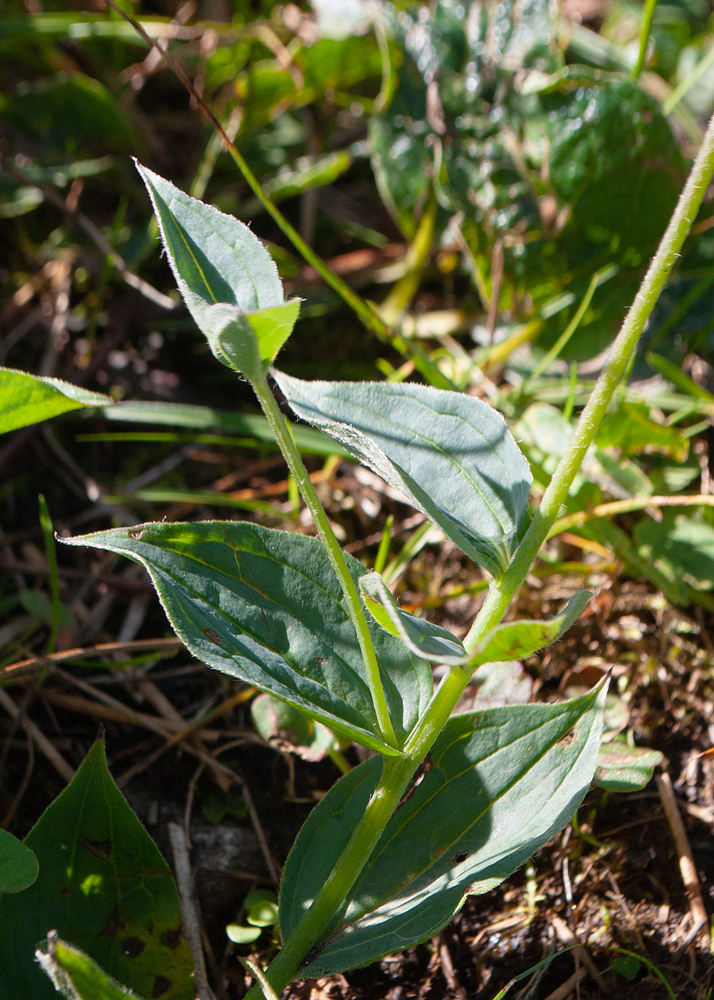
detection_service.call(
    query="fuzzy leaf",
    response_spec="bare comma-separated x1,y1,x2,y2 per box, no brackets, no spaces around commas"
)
273,373,532,576
0,741,193,1000
281,683,606,972
37,936,147,1000
136,163,299,377
473,592,590,666
0,367,111,435
63,522,431,753
360,571,468,664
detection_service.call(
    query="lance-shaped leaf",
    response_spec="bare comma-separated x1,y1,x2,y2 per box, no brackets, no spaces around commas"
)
280,683,606,973
472,591,590,666
0,828,38,894
360,571,468,664
0,741,193,1000
595,743,664,792
37,935,148,1000
272,372,532,577
0,367,111,435
63,522,431,753
136,163,299,379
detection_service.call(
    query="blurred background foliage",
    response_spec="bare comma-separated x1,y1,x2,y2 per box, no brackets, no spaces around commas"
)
2,0,714,608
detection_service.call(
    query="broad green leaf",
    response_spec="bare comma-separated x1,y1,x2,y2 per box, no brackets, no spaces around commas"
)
102,400,349,457
281,683,606,973
37,936,147,1000
0,829,38,894
360,571,468,664
136,163,299,377
472,592,590,666
0,367,111,435
3,74,137,155
273,373,532,576
251,693,340,762
0,741,193,1000
595,743,664,792
64,522,431,752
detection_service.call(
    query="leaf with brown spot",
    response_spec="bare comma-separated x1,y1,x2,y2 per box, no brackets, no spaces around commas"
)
121,938,145,958
0,740,193,999
152,974,172,998
84,838,112,861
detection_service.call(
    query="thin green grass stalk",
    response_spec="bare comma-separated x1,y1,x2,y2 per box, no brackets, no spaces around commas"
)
664,42,714,114
633,0,658,77
251,375,397,750
563,361,578,421
373,515,394,575
522,264,616,392
38,495,60,655
244,112,714,1000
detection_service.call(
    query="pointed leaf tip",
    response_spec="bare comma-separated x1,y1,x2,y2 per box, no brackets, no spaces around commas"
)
135,162,299,377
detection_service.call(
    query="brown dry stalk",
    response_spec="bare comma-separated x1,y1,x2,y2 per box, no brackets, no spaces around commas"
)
0,688,74,783
0,637,183,682
656,772,711,950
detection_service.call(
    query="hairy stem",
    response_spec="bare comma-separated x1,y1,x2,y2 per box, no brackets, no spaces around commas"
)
245,113,714,1000
251,375,397,749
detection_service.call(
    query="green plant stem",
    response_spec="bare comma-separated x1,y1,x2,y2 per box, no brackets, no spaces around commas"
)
464,109,714,655
251,374,397,750
245,112,714,1000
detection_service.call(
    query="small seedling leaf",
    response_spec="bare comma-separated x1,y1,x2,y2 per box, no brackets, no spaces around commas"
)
226,924,262,945
136,163,299,377
0,828,38,894
360,572,468,664
280,683,606,972
0,367,111,436
595,743,664,792
251,693,339,762
0,740,193,1000
64,522,431,752
273,373,532,577
244,890,279,927
472,591,591,665
36,935,147,1000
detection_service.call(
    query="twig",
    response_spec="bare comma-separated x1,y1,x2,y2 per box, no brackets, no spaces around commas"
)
184,761,206,849
656,772,711,949
1,736,34,828
541,968,587,1000
0,688,74,783
0,152,175,311
551,916,608,994
0,637,183,681
213,741,280,885
435,933,466,1000
168,822,216,1000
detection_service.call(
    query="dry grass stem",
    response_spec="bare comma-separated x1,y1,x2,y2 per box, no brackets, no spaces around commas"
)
656,772,711,950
